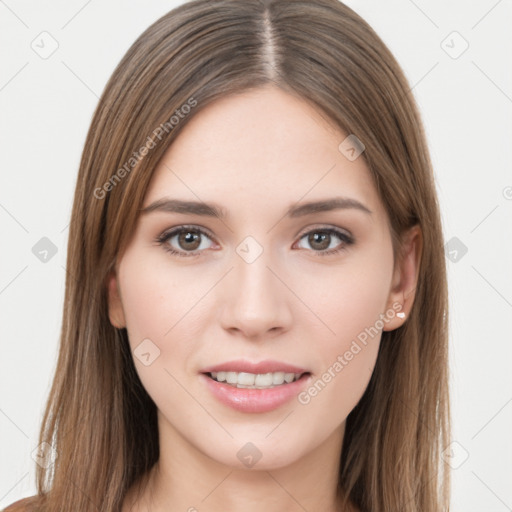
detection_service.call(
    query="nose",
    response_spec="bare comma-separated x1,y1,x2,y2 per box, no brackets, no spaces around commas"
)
219,246,293,340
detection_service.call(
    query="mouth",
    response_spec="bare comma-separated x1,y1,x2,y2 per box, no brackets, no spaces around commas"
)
199,369,312,413
205,370,311,390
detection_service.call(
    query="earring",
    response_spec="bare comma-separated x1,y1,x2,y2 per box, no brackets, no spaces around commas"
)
397,310,406,319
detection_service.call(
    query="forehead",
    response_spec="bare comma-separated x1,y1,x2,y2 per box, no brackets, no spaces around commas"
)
144,85,383,220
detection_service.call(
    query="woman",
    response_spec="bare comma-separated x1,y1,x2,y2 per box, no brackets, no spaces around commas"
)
4,0,450,510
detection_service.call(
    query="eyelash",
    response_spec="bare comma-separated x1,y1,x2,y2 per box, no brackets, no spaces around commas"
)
155,225,355,258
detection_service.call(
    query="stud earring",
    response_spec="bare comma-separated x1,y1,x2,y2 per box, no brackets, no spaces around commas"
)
397,310,406,319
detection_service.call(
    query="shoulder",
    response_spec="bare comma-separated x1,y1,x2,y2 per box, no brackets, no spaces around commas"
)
2,496,39,511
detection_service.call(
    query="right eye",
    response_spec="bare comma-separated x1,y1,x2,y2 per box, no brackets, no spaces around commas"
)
156,226,217,257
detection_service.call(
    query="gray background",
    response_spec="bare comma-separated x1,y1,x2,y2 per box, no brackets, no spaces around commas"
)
1,0,511,510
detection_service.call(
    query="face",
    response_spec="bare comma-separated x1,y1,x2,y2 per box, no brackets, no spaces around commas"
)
107,84,416,470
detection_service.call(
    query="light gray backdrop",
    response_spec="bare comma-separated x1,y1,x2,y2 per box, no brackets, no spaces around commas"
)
1,1,511,510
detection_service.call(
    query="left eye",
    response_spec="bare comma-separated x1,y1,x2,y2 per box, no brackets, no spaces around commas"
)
295,228,353,255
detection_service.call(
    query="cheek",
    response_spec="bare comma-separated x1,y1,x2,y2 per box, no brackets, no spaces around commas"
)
118,248,201,345
297,239,393,346
117,251,204,413
295,242,393,414
295,295,385,430
117,248,220,387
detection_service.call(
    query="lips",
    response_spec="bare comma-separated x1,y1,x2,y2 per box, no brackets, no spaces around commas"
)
199,372,312,413
200,359,309,375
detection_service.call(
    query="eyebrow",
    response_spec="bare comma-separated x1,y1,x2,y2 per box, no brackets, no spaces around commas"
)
140,196,372,218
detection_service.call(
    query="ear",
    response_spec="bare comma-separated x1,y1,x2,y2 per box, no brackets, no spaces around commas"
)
106,269,126,329
383,224,422,331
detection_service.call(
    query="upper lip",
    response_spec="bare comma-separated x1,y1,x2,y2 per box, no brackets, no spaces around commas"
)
200,359,309,375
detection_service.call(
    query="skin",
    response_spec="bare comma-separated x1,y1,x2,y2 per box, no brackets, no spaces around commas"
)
109,84,421,512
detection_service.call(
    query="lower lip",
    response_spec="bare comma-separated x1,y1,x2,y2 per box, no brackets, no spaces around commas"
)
200,373,311,413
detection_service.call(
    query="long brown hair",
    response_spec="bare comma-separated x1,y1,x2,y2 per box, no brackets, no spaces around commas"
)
5,1,450,510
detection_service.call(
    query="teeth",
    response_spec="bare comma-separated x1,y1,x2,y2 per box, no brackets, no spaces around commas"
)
209,371,303,388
